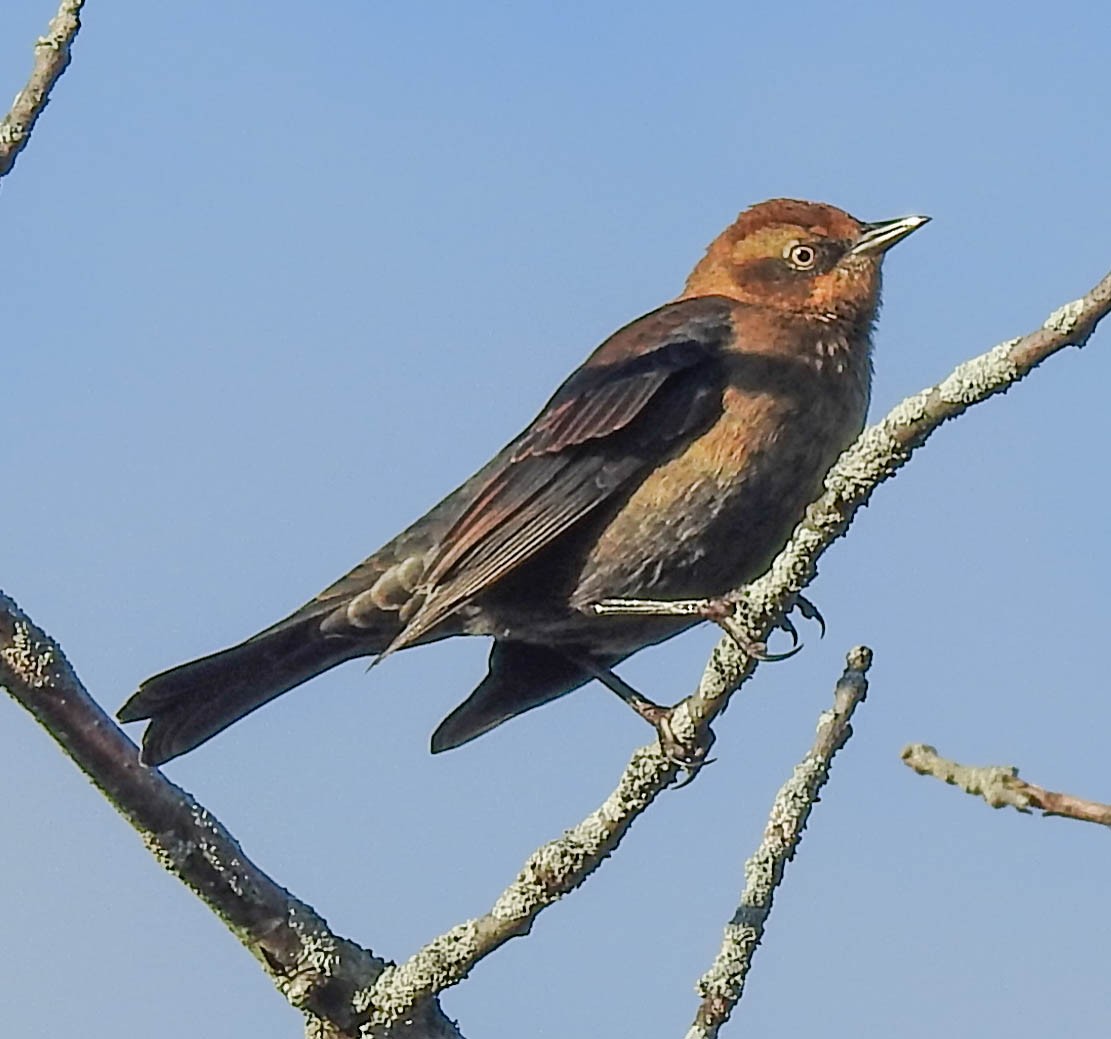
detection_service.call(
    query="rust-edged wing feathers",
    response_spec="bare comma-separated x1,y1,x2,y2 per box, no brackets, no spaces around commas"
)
119,197,925,767
119,296,734,765
386,296,735,651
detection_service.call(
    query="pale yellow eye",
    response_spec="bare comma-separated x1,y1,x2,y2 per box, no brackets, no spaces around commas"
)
785,242,817,270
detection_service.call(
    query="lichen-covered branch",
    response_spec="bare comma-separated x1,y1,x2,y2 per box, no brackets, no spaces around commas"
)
0,593,461,1039
355,744,671,1033
5,266,1110,1030
337,270,1111,1030
609,272,1111,737
902,743,1111,828
684,647,873,1039
0,0,83,179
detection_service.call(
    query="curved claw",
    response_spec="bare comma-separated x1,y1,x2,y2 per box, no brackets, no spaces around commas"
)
653,710,716,787
794,594,827,639
774,612,801,648
671,756,717,789
753,640,804,663
715,617,803,663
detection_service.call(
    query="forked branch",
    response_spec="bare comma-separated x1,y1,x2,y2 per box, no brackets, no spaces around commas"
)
4,268,1110,1031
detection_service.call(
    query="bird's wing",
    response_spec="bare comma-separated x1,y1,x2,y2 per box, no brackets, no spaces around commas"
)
384,295,735,652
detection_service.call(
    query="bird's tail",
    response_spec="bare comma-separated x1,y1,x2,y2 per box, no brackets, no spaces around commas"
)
430,641,598,752
118,615,368,766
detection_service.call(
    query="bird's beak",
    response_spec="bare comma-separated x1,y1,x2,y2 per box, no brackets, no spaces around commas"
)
850,214,930,257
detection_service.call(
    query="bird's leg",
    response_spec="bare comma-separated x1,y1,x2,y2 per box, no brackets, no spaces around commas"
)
564,652,715,781
591,596,707,618
592,595,801,662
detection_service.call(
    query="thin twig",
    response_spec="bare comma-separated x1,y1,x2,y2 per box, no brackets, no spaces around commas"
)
902,743,1111,828
0,592,461,1039
684,647,873,1039
0,0,84,179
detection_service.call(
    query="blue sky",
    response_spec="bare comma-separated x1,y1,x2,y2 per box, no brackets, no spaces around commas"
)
2,2,1109,1036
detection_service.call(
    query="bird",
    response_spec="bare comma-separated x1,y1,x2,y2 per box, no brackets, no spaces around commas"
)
118,198,928,767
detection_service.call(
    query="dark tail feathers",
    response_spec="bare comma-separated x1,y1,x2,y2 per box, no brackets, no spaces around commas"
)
118,617,367,766
430,641,598,753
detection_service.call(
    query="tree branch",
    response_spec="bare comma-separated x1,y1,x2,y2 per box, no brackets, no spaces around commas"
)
355,742,671,1033
902,743,1111,828
362,268,1111,1026
603,272,1111,739
2,160,1107,1027
0,0,83,179
684,647,873,1039
9,269,1107,1033
348,269,1111,1028
0,592,462,1039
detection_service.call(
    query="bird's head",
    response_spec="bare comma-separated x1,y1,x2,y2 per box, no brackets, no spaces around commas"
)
681,198,928,321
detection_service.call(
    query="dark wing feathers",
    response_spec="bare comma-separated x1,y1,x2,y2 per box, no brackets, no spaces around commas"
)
385,296,734,652
424,454,641,606
512,335,714,459
117,297,734,763
512,368,672,459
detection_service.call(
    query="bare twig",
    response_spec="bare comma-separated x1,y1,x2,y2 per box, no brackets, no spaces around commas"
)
684,647,873,1039
0,0,84,179
902,743,1111,828
0,593,461,1039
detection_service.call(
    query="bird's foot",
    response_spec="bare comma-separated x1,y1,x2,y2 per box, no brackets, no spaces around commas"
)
566,651,714,785
592,594,803,662
697,595,803,663
758,592,824,653
631,700,716,787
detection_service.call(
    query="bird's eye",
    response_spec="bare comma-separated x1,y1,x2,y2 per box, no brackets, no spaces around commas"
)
785,242,817,270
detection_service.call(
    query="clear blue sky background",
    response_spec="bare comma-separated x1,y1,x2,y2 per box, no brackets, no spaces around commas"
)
2,3,1109,1036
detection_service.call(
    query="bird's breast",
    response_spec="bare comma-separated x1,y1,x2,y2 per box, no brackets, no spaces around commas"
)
569,365,866,607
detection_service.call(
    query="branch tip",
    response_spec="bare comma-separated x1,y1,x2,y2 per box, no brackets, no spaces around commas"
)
0,0,84,179
686,646,873,1038
902,743,1111,827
